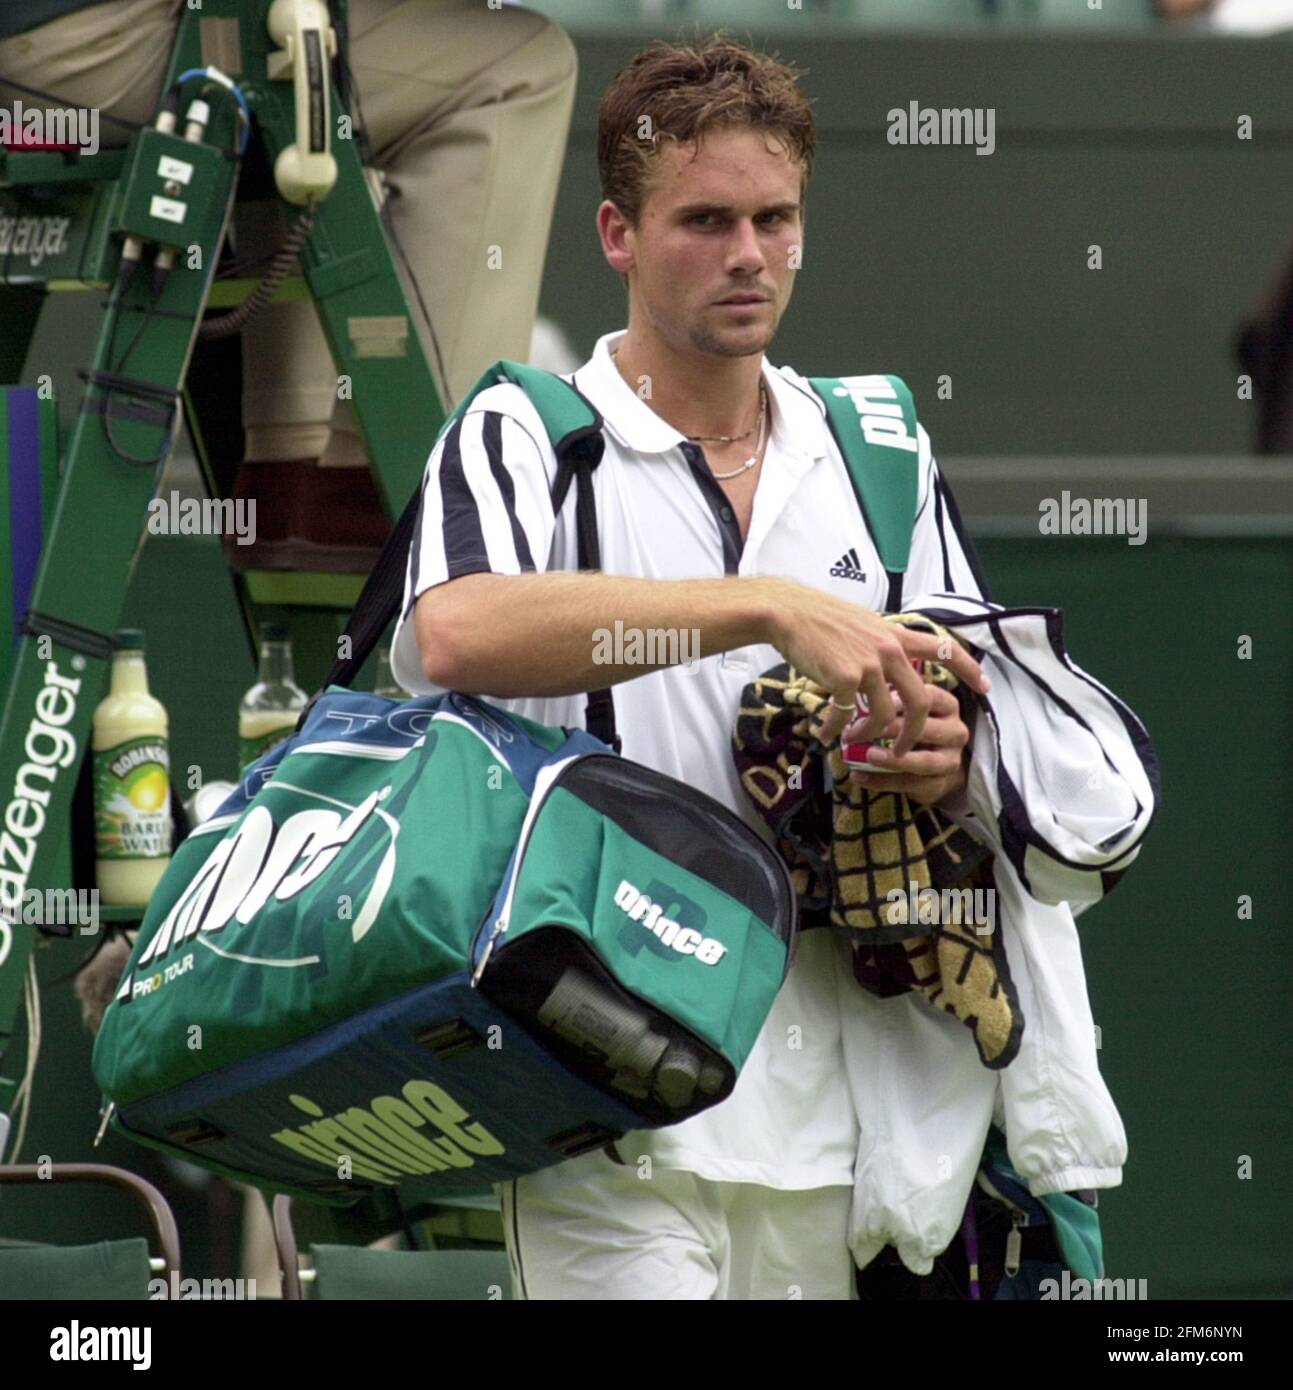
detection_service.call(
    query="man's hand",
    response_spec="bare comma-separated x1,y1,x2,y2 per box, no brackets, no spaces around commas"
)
761,578,990,756
843,683,971,808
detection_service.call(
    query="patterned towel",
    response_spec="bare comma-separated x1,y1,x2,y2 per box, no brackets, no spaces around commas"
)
731,616,1023,1069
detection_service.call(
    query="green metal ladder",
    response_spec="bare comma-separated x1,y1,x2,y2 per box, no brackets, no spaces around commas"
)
0,0,446,1144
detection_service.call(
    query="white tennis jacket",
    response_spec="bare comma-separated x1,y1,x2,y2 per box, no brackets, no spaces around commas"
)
846,590,1159,1276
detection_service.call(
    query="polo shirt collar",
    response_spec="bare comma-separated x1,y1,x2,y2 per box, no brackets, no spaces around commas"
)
574,329,830,464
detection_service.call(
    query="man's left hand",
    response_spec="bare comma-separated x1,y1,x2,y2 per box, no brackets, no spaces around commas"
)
843,682,970,808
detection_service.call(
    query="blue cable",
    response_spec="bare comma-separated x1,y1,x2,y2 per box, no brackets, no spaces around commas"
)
173,66,251,155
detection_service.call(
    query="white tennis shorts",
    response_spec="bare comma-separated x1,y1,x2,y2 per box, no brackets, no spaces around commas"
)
498,1147,854,1300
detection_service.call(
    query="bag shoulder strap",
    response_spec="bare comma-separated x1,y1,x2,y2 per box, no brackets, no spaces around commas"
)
452,359,603,465
807,374,921,610
443,358,607,531
305,360,619,749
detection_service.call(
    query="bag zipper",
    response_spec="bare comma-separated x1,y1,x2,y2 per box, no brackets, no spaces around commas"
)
470,753,586,987
1004,1213,1024,1277
469,749,799,987
977,1169,1032,1277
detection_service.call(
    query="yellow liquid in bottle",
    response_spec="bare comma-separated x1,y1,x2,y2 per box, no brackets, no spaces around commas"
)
92,646,171,907
238,630,307,773
238,709,300,772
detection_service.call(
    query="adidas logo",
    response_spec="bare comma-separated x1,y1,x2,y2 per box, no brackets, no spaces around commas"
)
830,547,867,583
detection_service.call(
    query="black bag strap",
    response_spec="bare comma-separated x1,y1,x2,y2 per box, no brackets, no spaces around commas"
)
569,440,619,752
308,480,424,704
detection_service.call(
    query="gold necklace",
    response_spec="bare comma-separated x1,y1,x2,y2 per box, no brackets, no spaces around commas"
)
611,347,765,446
707,384,768,479
686,380,766,443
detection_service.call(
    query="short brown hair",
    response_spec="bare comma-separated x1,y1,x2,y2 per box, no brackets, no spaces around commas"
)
597,32,817,228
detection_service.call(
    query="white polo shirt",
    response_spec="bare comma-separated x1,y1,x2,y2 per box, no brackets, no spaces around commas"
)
391,328,989,1189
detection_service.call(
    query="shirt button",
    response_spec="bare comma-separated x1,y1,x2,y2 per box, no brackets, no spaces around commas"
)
719,505,734,523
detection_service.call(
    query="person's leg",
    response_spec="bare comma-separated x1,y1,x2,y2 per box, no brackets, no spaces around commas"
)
235,198,336,467
237,0,577,565
500,1147,725,1301
0,0,183,143
721,1182,855,1300
343,0,578,410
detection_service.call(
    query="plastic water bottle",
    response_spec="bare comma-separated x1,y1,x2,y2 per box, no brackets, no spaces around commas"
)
238,622,307,774
536,968,727,1112
537,968,669,1088
374,644,410,700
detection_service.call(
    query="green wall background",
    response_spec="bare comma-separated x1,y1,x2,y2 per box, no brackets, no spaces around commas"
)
977,536,1292,1300
539,30,1293,457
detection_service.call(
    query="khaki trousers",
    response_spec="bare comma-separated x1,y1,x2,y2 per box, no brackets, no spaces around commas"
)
0,0,578,461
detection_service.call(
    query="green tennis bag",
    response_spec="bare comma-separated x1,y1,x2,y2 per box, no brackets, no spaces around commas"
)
92,688,797,1204
91,358,921,1206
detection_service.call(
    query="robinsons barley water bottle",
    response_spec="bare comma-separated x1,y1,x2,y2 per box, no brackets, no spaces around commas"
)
92,629,172,907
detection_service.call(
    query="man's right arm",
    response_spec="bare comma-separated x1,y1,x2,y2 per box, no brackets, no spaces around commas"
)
400,400,987,754
415,569,990,756
416,570,774,697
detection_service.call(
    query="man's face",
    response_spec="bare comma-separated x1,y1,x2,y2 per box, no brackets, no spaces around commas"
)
603,126,804,359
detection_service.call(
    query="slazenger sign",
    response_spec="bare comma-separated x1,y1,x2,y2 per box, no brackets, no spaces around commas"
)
0,213,71,269
115,785,398,1002
0,661,84,966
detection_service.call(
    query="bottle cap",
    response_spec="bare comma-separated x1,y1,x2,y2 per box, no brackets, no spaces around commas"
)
113,628,146,651
260,622,289,642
